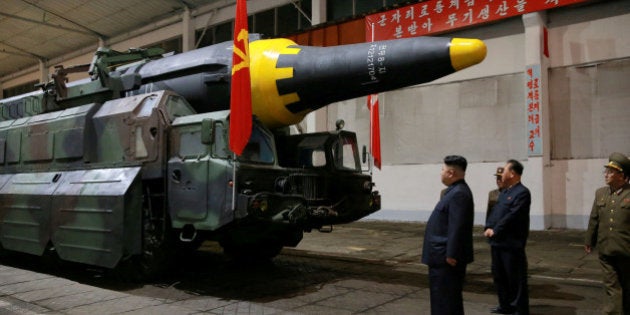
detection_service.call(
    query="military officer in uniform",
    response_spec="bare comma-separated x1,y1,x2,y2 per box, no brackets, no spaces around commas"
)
486,167,504,222
585,152,630,315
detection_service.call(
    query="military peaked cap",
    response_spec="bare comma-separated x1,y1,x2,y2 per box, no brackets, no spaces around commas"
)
494,167,504,177
605,152,630,177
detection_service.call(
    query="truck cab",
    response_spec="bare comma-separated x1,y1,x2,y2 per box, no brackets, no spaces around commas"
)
167,110,380,259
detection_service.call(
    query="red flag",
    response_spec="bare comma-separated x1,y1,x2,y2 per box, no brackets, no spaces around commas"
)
229,0,252,156
367,94,381,169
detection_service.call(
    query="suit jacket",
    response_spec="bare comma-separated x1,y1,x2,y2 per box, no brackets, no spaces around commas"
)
585,183,630,257
422,180,475,267
485,182,531,249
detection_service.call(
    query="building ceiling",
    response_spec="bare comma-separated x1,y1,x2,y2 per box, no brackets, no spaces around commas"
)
0,0,227,80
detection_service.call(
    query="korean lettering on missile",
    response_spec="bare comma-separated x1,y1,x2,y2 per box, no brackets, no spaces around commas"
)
367,43,387,83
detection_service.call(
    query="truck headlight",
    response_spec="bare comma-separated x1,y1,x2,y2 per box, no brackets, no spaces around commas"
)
251,196,269,213
275,177,291,193
363,181,375,192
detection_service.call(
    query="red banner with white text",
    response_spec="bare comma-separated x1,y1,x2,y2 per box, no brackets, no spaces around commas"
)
365,0,587,41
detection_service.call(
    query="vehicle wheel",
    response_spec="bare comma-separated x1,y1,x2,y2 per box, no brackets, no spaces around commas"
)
0,242,7,259
220,238,283,262
178,236,204,249
115,214,173,282
41,243,63,274
173,225,205,255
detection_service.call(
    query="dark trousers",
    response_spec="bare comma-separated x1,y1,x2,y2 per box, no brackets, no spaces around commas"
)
599,254,630,315
428,263,467,315
491,246,529,315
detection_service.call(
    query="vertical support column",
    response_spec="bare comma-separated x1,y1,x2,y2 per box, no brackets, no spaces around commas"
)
305,0,328,133
39,59,49,84
311,0,326,26
523,12,551,229
182,6,195,52
0,82,4,99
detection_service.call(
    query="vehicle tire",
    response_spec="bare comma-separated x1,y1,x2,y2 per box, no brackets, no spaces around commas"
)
114,214,173,282
0,242,7,259
220,238,283,262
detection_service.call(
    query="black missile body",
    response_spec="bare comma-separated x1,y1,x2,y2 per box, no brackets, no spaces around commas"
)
277,37,456,114
121,35,485,128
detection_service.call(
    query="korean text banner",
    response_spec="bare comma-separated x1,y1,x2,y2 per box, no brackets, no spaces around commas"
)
365,0,587,41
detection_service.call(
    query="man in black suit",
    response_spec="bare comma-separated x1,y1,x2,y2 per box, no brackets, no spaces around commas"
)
484,159,531,315
422,155,475,315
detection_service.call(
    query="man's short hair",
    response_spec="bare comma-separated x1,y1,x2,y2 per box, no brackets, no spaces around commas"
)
444,155,467,172
507,159,524,175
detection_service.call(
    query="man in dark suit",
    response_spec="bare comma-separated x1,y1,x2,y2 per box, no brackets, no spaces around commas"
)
484,159,531,315
422,155,474,315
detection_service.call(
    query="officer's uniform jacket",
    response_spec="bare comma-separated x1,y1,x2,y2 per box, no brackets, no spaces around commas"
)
585,182,630,257
486,188,500,221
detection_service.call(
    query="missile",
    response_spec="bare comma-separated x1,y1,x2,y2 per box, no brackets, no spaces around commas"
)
128,35,485,129
249,37,486,128
0,35,485,129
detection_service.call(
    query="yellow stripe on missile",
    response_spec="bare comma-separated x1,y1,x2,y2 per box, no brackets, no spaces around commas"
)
449,38,487,71
249,38,302,128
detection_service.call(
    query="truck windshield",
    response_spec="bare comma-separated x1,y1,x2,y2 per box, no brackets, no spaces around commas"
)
295,136,328,168
332,134,360,171
237,126,275,164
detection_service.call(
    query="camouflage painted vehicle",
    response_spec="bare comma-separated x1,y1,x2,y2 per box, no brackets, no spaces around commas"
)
0,34,485,278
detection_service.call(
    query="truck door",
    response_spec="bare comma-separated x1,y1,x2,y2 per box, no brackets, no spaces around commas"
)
205,120,232,227
167,120,231,231
167,125,209,222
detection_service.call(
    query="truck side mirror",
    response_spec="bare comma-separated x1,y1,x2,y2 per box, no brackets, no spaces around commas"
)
362,145,367,164
201,118,215,144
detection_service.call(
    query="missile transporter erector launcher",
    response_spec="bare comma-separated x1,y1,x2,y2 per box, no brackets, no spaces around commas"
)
0,34,485,278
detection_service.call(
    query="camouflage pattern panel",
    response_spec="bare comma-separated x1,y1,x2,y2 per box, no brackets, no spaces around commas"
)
23,104,97,169
91,91,195,179
50,104,100,163
3,117,29,166
168,111,232,231
0,174,10,246
0,78,118,124
0,103,99,173
0,172,62,256
50,167,142,268
0,94,46,122
63,80,113,105
0,120,13,164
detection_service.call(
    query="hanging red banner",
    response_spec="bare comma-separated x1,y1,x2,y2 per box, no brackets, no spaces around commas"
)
365,0,588,41
229,0,252,156
367,94,382,169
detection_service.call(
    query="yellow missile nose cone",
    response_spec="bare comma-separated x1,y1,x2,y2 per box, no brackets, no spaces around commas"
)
449,38,487,71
